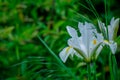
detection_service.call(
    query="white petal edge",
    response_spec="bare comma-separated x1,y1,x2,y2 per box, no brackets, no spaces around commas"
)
109,17,119,40
68,37,87,58
95,45,103,59
59,47,74,63
109,42,117,54
110,17,119,28
66,26,78,38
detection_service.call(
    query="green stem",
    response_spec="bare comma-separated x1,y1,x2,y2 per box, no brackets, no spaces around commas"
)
109,52,119,80
112,54,119,80
109,52,114,80
93,61,97,80
102,63,105,80
87,63,91,80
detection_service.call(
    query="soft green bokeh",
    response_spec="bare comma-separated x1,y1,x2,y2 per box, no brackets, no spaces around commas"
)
0,0,120,80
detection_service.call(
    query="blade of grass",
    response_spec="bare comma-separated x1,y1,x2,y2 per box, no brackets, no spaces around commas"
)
104,0,107,25
104,0,111,39
104,0,110,25
16,24,20,60
37,36,77,80
75,2,99,22
78,0,101,30
16,45,20,60
86,0,100,19
69,9,93,23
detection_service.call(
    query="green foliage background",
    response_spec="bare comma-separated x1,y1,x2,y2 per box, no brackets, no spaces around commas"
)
0,0,120,80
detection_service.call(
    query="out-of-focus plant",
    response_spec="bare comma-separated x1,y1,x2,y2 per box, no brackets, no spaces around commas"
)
98,17,119,80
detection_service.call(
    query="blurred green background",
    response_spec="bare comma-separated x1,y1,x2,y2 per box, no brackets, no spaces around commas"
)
0,0,120,80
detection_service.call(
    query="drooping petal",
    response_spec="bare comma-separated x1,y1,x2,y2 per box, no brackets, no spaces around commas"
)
95,45,103,59
90,32,103,59
74,52,83,59
90,41,102,59
68,37,80,49
68,37,87,58
73,47,88,61
96,33,104,43
66,26,78,38
59,47,74,63
89,29,103,59
109,42,117,54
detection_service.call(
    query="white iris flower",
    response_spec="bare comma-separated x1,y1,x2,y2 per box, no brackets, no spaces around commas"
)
59,22,103,63
98,17,119,54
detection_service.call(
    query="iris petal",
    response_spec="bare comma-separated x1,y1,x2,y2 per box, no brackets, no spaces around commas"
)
109,42,117,54
66,26,78,38
59,47,74,63
95,45,103,59
112,18,119,40
60,21,105,63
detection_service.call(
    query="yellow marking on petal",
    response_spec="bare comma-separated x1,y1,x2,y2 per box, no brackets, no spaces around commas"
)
104,40,109,44
66,46,72,53
93,39,97,45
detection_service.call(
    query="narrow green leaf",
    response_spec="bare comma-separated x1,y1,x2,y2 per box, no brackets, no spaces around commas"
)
37,36,77,80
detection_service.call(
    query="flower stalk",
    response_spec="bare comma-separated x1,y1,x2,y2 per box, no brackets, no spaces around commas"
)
87,63,91,80
109,52,119,80
93,61,97,80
